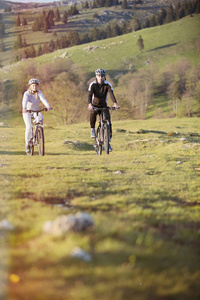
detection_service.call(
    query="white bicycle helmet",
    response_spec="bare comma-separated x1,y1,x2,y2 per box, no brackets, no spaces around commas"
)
95,68,106,76
28,78,40,85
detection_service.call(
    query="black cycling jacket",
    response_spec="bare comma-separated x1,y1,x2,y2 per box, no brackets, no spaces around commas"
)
88,80,117,107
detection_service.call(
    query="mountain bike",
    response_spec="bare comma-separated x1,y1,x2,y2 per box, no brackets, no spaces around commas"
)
93,107,116,155
26,108,49,156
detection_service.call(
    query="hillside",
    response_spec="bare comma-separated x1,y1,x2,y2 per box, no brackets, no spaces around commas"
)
2,0,188,12
0,0,13,10
0,0,197,67
0,14,200,123
1,15,199,77
53,15,200,74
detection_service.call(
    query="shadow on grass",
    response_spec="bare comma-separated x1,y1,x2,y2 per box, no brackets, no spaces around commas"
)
63,141,95,152
0,151,72,156
136,129,167,134
45,152,73,156
19,186,132,212
116,128,167,136
19,186,200,213
147,43,178,52
0,149,94,156
0,151,26,155
129,129,200,143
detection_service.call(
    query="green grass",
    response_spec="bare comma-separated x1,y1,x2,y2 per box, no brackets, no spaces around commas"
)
0,116,200,300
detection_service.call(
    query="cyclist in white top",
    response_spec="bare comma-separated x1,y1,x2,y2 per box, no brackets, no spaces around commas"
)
22,78,52,154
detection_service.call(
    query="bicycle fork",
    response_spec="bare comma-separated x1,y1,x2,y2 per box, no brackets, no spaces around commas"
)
31,118,43,145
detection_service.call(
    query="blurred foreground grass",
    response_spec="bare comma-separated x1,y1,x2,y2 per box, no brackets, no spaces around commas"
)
0,117,200,300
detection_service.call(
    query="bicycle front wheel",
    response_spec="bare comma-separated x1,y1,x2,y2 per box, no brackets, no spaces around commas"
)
30,128,34,156
36,126,45,156
104,123,110,154
96,128,102,155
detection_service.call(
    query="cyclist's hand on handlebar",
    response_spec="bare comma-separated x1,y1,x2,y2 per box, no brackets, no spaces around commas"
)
114,103,120,109
22,108,28,113
88,103,94,111
47,107,53,111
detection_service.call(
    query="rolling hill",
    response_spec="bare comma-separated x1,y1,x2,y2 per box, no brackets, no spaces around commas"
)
0,9,200,121
1,14,199,77
0,0,197,67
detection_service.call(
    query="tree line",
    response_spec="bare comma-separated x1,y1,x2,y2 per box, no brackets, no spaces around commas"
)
13,16,134,61
82,0,119,9
141,0,200,29
14,31,81,61
17,0,200,36
10,0,200,35
31,6,79,33
118,58,200,119
2,44,200,122
11,56,200,124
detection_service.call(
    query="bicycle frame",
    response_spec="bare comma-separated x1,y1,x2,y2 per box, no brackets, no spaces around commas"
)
93,107,115,155
27,108,48,156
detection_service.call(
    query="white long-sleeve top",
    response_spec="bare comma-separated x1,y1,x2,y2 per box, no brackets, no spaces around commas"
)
22,89,51,110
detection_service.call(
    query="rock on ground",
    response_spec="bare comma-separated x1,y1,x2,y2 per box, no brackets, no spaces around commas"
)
43,212,94,236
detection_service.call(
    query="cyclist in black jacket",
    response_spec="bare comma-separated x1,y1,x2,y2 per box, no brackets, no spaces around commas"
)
88,68,120,151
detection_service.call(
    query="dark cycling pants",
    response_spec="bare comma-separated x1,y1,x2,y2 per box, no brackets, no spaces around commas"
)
90,108,112,138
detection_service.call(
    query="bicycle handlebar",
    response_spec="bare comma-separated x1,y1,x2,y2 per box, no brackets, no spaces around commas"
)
26,108,52,113
92,106,118,111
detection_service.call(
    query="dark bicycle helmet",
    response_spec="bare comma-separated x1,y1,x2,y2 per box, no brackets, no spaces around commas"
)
95,68,106,76
28,78,40,85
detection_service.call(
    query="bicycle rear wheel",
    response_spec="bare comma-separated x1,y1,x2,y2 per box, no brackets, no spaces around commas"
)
96,128,102,155
104,123,110,154
36,126,45,156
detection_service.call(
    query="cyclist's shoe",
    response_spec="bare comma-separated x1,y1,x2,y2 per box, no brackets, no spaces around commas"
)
109,143,113,152
91,128,96,138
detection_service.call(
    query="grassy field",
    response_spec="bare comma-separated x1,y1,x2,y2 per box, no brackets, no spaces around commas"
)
0,115,200,300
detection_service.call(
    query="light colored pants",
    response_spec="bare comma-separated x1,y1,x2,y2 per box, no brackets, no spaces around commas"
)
23,112,44,146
